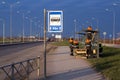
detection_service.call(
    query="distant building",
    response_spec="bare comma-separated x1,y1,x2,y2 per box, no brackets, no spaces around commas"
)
29,36,35,39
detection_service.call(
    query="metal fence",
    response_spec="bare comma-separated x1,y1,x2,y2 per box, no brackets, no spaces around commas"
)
0,57,40,80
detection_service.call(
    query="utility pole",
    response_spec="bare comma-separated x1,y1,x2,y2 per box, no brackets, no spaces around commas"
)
0,19,5,44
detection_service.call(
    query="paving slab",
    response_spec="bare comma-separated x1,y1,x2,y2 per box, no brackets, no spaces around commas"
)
45,46,106,80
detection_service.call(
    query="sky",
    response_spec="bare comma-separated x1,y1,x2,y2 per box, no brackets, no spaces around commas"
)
0,0,120,38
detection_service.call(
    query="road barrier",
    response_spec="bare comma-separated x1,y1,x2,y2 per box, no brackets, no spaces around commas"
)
0,57,40,80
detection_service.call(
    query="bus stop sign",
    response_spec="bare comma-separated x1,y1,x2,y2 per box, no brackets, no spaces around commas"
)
48,10,63,32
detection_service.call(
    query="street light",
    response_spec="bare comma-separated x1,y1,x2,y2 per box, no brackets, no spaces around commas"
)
109,3,117,44
0,18,5,44
106,8,116,44
37,21,41,40
25,17,33,41
33,17,40,38
92,17,99,30
2,1,20,43
109,34,112,43
74,19,76,39
17,11,31,42
17,11,25,42
103,32,107,44
40,25,44,40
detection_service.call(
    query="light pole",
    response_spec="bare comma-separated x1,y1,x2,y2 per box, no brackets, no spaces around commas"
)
25,17,33,41
109,34,112,44
41,25,44,40
2,1,20,43
17,11,31,42
23,13,25,42
38,21,41,40
10,5,12,43
92,17,99,30
103,32,107,44
18,12,25,42
0,19,5,44
106,8,116,44
30,19,33,41
106,3,117,44
33,17,40,38
74,19,76,39
112,10,116,44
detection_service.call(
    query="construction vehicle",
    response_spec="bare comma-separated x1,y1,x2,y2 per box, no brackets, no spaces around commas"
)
73,26,103,58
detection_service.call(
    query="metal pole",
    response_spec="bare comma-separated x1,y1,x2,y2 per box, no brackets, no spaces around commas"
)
44,9,47,79
41,26,43,40
10,5,12,43
104,35,105,44
97,31,99,58
0,19,5,44
113,11,115,44
39,32,40,40
74,19,76,39
22,13,25,42
3,20,5,44
96,19,99,30
37,56,40,79
30,19,32,41
27,60,29,80
11,64,15,80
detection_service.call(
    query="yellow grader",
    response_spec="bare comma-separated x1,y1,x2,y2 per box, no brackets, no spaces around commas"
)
72,26,103,58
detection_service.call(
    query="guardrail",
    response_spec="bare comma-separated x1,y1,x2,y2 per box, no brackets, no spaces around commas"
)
0,57,40,80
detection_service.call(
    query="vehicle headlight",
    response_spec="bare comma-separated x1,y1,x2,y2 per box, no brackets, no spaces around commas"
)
93,49,96,54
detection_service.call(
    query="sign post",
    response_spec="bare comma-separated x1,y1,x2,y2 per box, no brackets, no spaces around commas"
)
43,9,47,79
43,9,63,79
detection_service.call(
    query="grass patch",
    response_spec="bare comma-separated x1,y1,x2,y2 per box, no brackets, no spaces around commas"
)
88,46,120,80
51,40,69,46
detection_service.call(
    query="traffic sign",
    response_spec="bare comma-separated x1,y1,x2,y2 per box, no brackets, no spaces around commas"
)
48,10,63,32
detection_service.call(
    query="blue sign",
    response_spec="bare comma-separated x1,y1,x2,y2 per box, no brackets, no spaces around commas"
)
48,10,63,32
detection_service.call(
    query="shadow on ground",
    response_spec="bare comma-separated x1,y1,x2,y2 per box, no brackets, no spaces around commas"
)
40,67,104,80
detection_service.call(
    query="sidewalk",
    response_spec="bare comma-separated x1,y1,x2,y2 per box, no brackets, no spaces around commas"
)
45,46,105,80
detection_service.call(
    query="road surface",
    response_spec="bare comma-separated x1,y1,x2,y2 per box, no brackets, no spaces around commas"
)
0,43,106,80
0,42,44,66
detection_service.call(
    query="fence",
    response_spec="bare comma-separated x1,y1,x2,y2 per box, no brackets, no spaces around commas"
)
0,57,40,80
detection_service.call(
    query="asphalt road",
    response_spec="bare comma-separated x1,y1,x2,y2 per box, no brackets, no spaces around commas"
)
0,42,43,57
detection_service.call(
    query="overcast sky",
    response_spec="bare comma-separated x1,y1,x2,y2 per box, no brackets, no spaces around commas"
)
0,0,120,38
